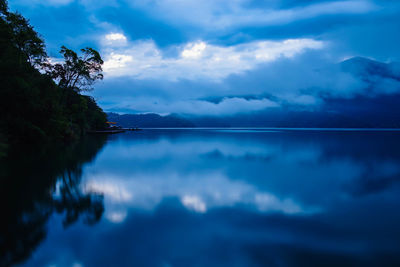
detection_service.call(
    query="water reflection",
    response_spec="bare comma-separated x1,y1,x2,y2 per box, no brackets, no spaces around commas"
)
85,130,400,217
0,136,107,266
3,130,400,266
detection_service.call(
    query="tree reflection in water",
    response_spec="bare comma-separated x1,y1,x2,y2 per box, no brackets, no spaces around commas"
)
0,136,107,266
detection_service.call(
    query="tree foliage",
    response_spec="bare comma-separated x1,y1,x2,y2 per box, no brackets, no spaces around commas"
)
0,0,7,15
0,0,107,147
49,46,104,92
7,12,47,66
0,0,46,66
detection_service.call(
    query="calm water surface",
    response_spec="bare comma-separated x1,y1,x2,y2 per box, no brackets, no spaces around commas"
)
1,129,400,266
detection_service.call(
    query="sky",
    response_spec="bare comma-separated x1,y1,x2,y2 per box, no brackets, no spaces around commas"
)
9,0,400,115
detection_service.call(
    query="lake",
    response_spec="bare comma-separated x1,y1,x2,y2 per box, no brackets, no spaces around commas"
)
2,129,400,266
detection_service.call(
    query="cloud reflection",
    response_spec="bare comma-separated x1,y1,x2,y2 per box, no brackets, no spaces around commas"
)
17,131,400,266
84,171,313,223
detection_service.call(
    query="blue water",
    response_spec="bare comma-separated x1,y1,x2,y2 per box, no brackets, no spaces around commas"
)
2,129,400,266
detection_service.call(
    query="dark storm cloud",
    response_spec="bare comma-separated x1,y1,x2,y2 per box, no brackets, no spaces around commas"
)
93,4,186,47
8,0,400,115
93,50,400,115
9,0,381,48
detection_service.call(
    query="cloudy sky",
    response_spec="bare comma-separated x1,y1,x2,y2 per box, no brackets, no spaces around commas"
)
9,0,400,115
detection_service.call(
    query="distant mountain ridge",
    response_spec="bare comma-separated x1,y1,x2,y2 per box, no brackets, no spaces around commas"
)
340,56,400,82
108,57,400,128
107,113,195,128
107,104,400,128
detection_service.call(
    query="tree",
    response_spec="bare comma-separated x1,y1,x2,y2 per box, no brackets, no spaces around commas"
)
0,0,47,67
0,0,8,16
7,12,47,66
49,46,104,93
0,0,107,144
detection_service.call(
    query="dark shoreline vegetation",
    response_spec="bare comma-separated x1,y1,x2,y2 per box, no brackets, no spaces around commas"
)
0,0,107,156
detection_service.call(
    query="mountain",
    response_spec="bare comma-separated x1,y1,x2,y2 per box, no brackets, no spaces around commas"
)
108,57,400,128
341,57,394,78
107,113,195,128
108,106,400,128
341,56,400,82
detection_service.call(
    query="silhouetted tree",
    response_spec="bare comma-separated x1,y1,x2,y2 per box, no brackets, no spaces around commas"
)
0,0,46,66
0,0,107,144
0,0,7,15
49,46,104,93
7,12,47,66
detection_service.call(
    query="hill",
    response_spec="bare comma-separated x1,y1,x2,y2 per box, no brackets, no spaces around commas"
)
108,57,400,128
107,113,195,128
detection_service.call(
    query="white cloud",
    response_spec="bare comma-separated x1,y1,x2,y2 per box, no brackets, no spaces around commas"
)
103,53,133,70
106,210,127,223
255,193,301,214
116,97,279,115
181,42,207,59
181,195,207,213
102,38,324,81
103,33,128,47
105,33,126,41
